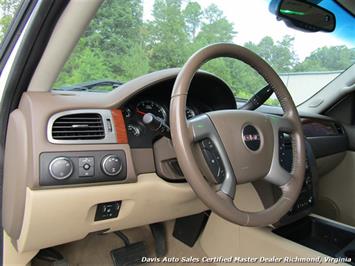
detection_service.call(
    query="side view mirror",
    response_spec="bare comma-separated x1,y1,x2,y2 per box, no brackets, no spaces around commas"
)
269,0,336,32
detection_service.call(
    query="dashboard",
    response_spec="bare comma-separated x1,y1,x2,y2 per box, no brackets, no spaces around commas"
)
2,68,349,253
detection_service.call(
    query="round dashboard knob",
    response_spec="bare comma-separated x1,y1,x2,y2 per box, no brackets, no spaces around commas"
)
49,157,73,180
101,155,122,176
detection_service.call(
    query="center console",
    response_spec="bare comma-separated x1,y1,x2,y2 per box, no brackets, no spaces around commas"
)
276,134,318,226
274,215,355,264
272,135,355,264
253,134,319,226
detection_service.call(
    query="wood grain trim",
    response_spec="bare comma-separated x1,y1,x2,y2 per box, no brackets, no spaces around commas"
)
301,117,341,137
111,109,128,144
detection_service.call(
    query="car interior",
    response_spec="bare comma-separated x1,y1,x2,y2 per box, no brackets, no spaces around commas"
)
0,0,355,265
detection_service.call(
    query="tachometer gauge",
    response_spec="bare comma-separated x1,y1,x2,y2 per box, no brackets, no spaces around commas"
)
136,100,167,122
186,106,196,119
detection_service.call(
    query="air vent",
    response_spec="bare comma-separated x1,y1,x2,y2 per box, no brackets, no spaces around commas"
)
48,110,117,144
52,113,105,140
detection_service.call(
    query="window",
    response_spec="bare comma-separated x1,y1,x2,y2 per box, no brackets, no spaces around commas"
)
54,0,355,106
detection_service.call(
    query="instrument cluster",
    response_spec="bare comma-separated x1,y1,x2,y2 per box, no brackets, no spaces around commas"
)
121,73,237,148
123,99,201,147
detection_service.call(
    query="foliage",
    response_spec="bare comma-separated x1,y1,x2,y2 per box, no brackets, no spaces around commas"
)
0,0,21,41
196,4,235,44
145,0,190,70
53,39,113,88
245,35,298,72
183,1,202,40
1,0,354,105
294,46,355,72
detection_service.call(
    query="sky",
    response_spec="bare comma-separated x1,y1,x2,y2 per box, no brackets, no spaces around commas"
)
143,0,353,61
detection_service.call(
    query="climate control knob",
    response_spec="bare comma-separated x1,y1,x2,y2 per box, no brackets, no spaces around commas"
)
101,155,122,176
49,157,73,180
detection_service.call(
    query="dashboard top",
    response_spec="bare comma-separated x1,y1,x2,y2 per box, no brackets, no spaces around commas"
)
45,67,348,157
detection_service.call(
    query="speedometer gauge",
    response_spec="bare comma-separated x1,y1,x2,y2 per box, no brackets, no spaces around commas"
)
136,100,167,122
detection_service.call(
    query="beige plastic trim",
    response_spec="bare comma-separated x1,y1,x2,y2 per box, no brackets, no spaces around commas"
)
28,0,103,91
317,151,355,226
3,231,37,266
316,152,345,177
15,173,206,252
2,110,28,240
200,184,339,266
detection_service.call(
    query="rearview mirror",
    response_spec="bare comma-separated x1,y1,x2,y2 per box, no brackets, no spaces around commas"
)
270,0,336,32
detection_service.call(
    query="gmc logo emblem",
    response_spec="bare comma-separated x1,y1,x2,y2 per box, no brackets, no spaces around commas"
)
242,125,261,151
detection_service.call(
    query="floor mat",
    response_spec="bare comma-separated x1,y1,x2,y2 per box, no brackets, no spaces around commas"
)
32,221,211,266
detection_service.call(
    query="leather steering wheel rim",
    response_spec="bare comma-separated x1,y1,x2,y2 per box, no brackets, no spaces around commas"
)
170,43,306,226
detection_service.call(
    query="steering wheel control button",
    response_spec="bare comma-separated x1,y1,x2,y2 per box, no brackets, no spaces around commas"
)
49,157,73,180
101,155,122,176
242,125,261,151
203,149,220,175
94,201,121,221
199,138,225,183
201,138,214,149
79,157,94,177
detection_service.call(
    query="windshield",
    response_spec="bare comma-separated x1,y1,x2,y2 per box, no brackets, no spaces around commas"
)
54,0,354,106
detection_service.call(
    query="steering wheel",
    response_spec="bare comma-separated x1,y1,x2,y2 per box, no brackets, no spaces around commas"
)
170,43,306,226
